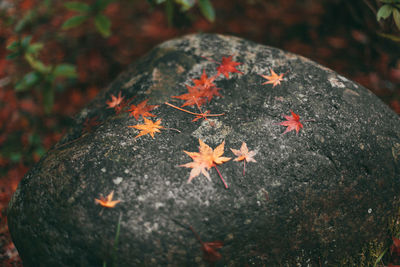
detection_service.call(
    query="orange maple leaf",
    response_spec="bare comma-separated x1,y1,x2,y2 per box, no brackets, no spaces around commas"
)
128,117,164,139
106,91,124,108
278,110,303,135
261,68,284,87
180,139,231,188
127,99,158,120
230,142,257,175
95,191,121,208
216,55,243,78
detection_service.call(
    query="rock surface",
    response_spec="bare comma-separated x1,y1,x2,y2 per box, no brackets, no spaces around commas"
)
8,33,400,266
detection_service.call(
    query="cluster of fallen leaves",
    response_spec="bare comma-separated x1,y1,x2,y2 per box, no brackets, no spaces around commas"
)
94,53,314,263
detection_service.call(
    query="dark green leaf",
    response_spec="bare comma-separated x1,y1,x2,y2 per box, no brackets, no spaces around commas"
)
6,52,21,60
14,10,35,32
94,14,111,37
35,147,46,157
379,32,400,41
28,133,41,145
377,5,393,21
25,54,51,73
393,8,400,30
62,15,88,29
15,72,41,92
21,36,32,49
156,0,166,4
176,0,195,11
53,64,77,78
10,152,22,162
197,0,215,22
166,0,174,26
6,41,18,51
26,43,44,54
97,0,113,11
43,86,54,114
64,2,91,12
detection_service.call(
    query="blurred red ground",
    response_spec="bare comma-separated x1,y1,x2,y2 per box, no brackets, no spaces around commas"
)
0,0,399,265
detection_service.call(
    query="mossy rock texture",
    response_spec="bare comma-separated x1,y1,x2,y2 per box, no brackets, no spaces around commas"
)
8,34,400,266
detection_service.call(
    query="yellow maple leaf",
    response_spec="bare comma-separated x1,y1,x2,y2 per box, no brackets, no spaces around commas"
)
95,191,121,208
180,139,231,188
260,68,284,87
128,117,164,139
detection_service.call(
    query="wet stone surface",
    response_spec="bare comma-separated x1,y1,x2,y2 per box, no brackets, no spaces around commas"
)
8,33,400,266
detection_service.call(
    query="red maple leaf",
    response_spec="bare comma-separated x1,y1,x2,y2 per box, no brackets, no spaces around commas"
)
192,70,221,102
216,55,243,78
172,84,208,107
278,110,303,135
173,70,222,108
127,99,158,120
192,69,216,89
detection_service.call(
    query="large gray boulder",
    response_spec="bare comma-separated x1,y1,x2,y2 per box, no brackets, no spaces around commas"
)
8,33,400,266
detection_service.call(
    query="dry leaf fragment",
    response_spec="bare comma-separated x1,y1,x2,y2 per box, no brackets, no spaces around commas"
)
128,117,164,139
261,68,285,87
230,142,257,175
106,91,124,108
188,225,223,263
180,139,231,188
95,191,121,208
278,110,303,135
127,99,158,120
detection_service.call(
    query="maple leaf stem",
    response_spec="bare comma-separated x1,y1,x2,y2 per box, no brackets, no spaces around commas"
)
214,166,228,189
193,96,204,114
165,102,225,117
201,55,219,64
164,127,181,133
165,102,202,115
188,225,204,245
243,160,246,176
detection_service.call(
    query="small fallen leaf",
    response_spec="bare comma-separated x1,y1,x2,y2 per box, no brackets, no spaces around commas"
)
261,68,284,87
278,110,303,135
180,139,231,188
192,69,216,89
95,191,121,208
106,91,124,108
230,142,257,175
188,225,223,263
127,99,158,120
216,55,243,78
82,116,101,133
128,117,164,139
172,84,207,107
